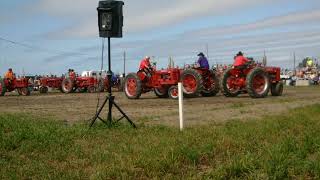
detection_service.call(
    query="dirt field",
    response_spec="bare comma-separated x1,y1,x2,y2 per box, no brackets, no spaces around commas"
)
0,86,319,127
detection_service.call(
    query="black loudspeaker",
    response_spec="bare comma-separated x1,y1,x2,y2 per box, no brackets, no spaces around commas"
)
97,0,124,38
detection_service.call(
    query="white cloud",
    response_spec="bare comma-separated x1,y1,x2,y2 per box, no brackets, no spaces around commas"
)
191,9,320,37
3,0,320,74
31,0,289,38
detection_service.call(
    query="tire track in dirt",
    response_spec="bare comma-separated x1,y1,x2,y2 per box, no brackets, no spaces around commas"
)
0,87,319,126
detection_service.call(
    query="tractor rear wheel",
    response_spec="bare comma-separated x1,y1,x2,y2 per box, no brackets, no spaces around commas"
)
222,68,241,97
168,86,179,99
17,88,22,95
20,87,30,96
59,87,64,93
61,78,74,93
201,71,220,97
0,79,6,96
181,69,203,98
124,73,142,99
154,87,169,98
39,86,48,93
271,81,284,96
246,67,270,98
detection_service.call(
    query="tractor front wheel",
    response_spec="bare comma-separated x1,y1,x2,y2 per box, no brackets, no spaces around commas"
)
0,79,6,96
17,88,22,95
87,86,96,93
201,71,220,97
222,68,241,97
246,67,270,98
124,73,142,99
154,87,169,98
61,78,74,93
168,86,179,99
181,69,203,98
39,86,48,93
19,87,30,96
271,81,284,96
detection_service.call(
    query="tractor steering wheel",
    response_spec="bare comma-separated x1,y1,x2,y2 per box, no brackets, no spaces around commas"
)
246,60,255,66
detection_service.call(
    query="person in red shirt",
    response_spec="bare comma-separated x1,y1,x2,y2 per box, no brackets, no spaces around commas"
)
68,69,76,79
139,56,151,70
233,51,250,68
70,69,76,79
139,56,152,77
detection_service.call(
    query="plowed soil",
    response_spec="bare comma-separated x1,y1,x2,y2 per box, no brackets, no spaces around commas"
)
0,86,319,127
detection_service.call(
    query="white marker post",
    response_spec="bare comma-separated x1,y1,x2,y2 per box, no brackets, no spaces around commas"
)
178,82,184,131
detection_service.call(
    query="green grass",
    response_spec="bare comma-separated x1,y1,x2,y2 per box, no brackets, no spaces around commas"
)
1,105,320,179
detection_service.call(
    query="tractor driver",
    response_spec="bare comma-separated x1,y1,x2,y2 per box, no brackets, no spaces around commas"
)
233,51,250,68
139,56,152,77
197,52,209,69
69,69,76,79
4,68,15,84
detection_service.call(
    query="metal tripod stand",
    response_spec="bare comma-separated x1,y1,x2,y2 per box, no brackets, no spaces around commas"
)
90,37,136,128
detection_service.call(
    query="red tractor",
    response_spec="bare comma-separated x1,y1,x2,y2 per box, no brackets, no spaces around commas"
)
39,77,64,93
61,77,103,93
124,66,219,99
0,78,31,96
221,62,283,98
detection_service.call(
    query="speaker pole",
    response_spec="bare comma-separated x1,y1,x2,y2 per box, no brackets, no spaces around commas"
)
90,37,136,128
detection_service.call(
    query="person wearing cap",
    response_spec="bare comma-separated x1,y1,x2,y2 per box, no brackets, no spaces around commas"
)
139,56,151,70
70,69,76,79
67,69,76,79
197,52,209,69
233,51,250,68
4,68,15,81
139,56,152,77
67,69,72,77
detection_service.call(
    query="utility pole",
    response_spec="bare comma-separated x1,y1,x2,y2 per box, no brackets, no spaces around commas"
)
293,52,296,76
206,43,209,59
263,50,267,66
22,68,25,78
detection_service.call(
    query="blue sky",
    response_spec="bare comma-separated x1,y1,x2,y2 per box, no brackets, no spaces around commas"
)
1,0,320,75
